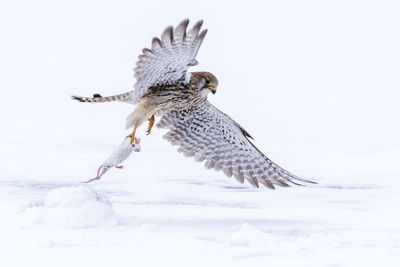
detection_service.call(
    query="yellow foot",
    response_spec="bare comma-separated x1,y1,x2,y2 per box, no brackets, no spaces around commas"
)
146,115,155,135
126,133,135,145
126,127,137,145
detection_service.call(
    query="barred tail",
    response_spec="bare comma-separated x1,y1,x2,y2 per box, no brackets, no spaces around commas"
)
71,91,134,103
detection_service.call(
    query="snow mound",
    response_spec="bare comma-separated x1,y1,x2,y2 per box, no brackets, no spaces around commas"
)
227,223,274,247
17,186,116,228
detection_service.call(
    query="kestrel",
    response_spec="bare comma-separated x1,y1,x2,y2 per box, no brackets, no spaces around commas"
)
72,19,314,189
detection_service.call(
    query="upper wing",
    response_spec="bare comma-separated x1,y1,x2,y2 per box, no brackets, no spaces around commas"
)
157,101,315,189
131,19,207,103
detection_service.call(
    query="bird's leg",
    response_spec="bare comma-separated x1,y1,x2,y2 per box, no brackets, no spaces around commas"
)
127,126,137,145
146,114,155,135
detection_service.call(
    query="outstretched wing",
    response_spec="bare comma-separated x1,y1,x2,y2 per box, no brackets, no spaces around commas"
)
157,101,315,189
131,19,207,103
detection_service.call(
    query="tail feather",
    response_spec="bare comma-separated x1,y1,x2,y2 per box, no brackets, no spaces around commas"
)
71,91,134,103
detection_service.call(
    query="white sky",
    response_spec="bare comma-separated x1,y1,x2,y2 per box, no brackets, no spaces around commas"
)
1,0,399,154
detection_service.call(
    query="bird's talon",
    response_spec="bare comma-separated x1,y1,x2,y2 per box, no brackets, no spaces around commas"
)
126,134,134,144
126,132,135,144
146,115,155,135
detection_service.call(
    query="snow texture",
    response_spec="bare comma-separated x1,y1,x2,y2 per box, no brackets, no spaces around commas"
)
16,186,116,228
1,0,400,266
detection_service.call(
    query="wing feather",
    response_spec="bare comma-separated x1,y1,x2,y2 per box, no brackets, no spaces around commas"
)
157,101,315,189
131,19,207,103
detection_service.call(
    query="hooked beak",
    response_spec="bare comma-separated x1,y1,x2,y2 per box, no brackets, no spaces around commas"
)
209,84,217,94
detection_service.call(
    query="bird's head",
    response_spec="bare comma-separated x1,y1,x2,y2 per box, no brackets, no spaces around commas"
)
194,72,219,97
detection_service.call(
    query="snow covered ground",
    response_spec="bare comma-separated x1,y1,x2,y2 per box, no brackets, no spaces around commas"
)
1,1,400,266
1,141,399,266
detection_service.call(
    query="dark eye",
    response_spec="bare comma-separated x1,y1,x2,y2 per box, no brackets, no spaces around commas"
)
205,79,210,85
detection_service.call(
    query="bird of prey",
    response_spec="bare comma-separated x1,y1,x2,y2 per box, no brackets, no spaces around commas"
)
72,19,314,189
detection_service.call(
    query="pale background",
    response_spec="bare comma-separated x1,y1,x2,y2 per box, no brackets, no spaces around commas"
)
0,0,399,266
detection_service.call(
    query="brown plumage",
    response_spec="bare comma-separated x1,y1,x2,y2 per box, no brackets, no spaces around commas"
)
72,72,218,134
72,72,217,106
125,72,218,133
